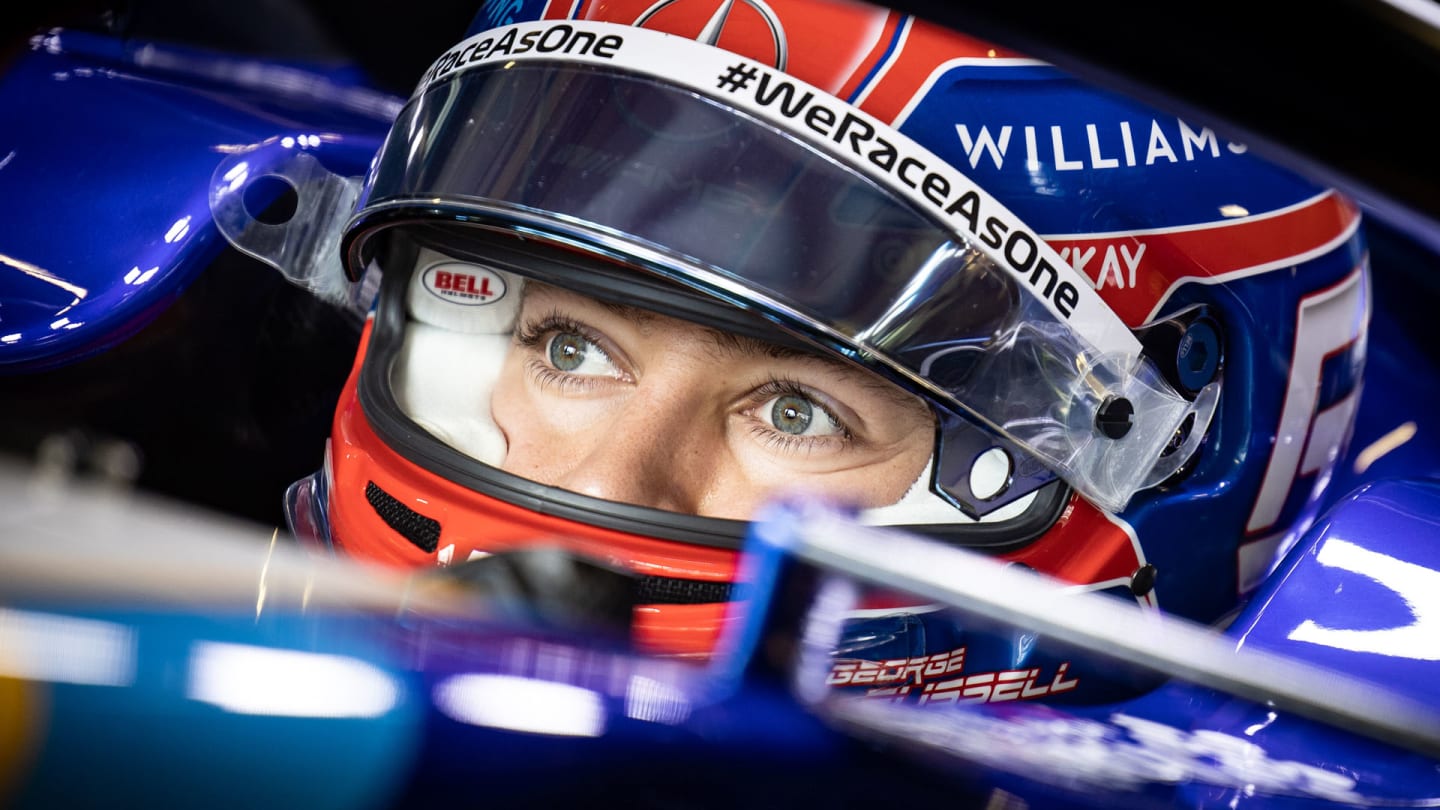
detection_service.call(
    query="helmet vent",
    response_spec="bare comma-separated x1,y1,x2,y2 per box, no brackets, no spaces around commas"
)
635,576,733,605
365,480,441,553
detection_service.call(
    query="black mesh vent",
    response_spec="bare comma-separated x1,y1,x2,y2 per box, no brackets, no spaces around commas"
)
366,480,441,552
635,575,733,605
364,480,733,601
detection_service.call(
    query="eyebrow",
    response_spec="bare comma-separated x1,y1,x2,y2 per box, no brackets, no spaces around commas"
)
589,296,817,362
525,282,927,411
595,298,923,409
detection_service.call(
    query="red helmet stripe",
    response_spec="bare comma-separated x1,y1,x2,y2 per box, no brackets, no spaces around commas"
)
1045,191,1362,326
541,0,584,19
852,23,1032,124
834,10,908,103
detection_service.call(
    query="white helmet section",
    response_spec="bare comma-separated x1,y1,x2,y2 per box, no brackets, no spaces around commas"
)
392,247,523,467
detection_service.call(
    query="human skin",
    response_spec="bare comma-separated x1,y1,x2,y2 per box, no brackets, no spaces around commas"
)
490,282,935,519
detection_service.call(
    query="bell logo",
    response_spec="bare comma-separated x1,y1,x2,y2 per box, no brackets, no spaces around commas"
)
422,263,508,306
435,272,491,295
634,0,788,70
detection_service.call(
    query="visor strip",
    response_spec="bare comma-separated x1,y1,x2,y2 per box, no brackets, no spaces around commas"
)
413,19,1140,361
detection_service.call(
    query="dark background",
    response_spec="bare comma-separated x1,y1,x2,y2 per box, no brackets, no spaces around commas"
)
3,0,479,94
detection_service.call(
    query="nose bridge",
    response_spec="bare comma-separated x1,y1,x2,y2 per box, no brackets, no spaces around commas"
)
556,380,718,512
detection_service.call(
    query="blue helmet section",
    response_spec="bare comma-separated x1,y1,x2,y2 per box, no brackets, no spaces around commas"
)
900,60,1367,622
898,63,1323,232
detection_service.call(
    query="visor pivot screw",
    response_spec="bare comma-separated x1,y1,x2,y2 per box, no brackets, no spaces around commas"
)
1176,319,1221,392
1129,564,1158,597
1095,396,1135,439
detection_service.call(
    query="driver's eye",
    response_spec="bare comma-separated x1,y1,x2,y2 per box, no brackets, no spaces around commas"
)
545,331,616,376
548,332,587,371
760,392,842,438
772,394,814,434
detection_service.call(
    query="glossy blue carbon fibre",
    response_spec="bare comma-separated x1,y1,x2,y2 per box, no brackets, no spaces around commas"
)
1064,482,1440,807
1077,481,1440,807
9,491,1440,809
1065,676,1440,808
0,30,395,371
0,597,869,809
741,498,1440,808
1231,478,1440,702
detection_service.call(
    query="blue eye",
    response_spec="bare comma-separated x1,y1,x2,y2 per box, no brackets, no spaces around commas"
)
548,332,589,371
760,391,843,439
771,394,814,435
544,331,618,377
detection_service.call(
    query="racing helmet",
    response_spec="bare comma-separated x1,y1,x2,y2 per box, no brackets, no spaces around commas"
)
277,0,1369,657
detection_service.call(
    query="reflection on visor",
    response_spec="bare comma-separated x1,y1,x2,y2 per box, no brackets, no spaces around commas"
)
370,65,1012,341
352,62,1216,513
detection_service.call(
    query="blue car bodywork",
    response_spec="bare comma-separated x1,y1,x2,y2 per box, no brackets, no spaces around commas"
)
2,9,1440,808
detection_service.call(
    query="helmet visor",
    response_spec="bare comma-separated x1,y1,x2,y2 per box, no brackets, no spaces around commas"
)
350,53,1212,513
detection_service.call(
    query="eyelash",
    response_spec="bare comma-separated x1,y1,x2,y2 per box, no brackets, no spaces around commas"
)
513,311,590,349
747,378,854,452
514,312,620,392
